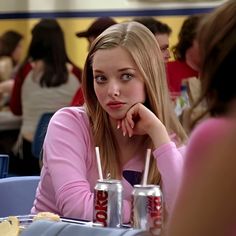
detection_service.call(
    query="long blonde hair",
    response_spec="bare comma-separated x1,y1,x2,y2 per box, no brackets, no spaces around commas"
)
82,22,187,184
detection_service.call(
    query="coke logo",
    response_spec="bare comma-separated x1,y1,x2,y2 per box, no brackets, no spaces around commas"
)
147,196,162,234
94,190,108,227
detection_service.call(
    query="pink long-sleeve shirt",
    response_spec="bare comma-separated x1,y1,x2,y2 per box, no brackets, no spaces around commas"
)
31,107,184,222
170,117,236,235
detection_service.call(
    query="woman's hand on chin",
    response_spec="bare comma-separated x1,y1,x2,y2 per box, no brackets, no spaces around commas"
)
116,103,170,147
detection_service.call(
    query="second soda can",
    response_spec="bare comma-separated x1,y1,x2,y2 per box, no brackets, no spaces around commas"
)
93,179,123,227
131,184,163,235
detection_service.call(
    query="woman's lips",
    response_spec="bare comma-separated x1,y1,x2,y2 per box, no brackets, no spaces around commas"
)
107,102,125,109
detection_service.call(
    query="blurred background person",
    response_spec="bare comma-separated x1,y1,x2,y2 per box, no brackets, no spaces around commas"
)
167,14,202,97
0,30,23,82
9,19,81,176
166,1,236,235
133,17,172,63
71,17,117,106
0,30,23,107
76,17,117,49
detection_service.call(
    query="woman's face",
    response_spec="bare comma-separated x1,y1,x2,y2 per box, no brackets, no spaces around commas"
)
92,46,146,120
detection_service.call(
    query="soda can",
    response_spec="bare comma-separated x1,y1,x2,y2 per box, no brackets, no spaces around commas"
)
93,179,123,227
131,184,163,235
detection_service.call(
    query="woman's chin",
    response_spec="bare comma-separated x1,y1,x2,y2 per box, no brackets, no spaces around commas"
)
108,112,126,121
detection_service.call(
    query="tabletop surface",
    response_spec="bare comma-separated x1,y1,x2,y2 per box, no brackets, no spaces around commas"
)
0,110,22,131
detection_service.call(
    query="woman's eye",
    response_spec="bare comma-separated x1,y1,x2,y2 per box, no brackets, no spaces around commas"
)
94,75,106,83
121,74,133,81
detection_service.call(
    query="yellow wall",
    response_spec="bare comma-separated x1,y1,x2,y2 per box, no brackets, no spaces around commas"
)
0,16,186,69
0,0,221,68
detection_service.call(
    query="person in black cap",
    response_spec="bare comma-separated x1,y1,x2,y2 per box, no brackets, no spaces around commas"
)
76,17,117,48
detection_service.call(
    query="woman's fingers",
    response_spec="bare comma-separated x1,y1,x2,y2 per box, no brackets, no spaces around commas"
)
120,119,127,136
124,118,134,137
118,103,156,137
119,115,134,137
116,120,121,130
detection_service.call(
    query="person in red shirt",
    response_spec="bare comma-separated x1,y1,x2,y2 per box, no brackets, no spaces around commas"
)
167,15,202,97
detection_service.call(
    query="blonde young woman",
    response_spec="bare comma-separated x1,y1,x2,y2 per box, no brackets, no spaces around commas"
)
32,22,186,223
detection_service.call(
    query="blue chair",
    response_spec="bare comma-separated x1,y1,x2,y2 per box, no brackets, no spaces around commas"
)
32,112,54,159
0,176,40,217
21,220,151,236
0,154,9,178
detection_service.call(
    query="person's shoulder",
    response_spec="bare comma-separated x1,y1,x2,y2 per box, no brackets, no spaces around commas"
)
51,106,89,126
167,60,184,68
192,117,235,137
188,117,236,152
0,57,13,80
54,106,87,118
0,57,13,71
184,117,236,172
166,60,187,76
187,117,236,176
0,56,12,65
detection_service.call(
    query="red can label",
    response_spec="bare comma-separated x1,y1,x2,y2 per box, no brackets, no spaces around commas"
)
93,190,108,226
147,196,162,235
131,185,163,235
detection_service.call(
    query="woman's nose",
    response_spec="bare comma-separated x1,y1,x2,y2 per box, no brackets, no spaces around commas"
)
107,82,120,97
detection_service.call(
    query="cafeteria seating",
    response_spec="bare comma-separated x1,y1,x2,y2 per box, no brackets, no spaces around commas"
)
0,176,40,217
0,154,9,178
21,220,151,236
32,112,54,159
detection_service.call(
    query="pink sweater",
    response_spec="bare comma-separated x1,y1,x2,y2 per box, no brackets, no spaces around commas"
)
178,118,236,235
31,107,184,222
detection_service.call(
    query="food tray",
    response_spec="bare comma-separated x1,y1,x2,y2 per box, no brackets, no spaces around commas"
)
0,214,131,232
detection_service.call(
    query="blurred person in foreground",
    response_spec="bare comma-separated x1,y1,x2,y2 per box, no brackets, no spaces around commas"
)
32,21,187,223
133,17,172,63
71,17,117,106
165,1,236,235
9,19,81,176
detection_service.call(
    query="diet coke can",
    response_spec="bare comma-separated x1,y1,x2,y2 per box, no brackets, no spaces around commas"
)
93,179,123,227
131,184,163,235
